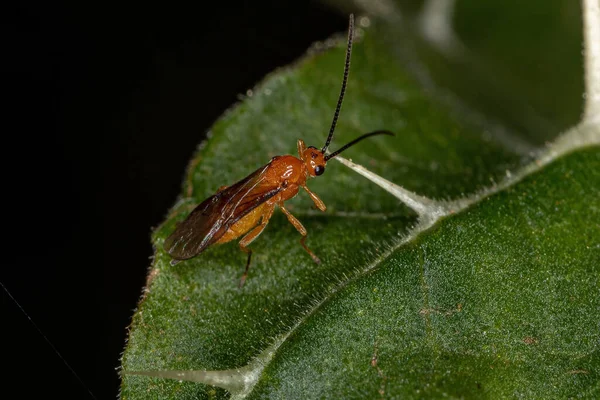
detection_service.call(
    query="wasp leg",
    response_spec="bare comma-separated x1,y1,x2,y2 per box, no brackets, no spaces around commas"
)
297,139,307,159
237,204,275,287
302,184,326,212
278,202,321,264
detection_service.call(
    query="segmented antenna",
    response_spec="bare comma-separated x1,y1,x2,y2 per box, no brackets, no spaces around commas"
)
325,130,395,161
322,14,354,153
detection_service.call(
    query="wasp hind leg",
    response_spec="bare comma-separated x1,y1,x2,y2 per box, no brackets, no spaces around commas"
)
237,204,275,287
278,202,321,264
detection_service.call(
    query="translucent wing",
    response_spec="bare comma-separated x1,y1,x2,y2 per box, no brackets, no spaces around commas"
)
164,163,281,261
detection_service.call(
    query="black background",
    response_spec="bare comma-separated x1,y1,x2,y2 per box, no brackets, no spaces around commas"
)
4,2,347,398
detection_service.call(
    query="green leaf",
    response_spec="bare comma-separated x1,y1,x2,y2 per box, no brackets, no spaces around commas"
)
121,1,599,399
249,147,600,399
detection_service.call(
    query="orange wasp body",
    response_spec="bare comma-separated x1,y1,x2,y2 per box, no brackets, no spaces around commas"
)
164,15,393,286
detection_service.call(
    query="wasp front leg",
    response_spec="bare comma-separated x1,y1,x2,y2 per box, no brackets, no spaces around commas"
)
302,184,326,212
297,139,307,158
278,202,321,264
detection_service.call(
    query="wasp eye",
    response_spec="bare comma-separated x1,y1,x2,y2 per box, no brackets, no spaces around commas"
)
314,165,325,176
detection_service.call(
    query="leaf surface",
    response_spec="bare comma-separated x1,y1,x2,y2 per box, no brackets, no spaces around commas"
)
121,1,598,398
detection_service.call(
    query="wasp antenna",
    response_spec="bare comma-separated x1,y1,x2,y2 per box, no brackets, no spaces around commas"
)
325,130,394,161
322,14,354,154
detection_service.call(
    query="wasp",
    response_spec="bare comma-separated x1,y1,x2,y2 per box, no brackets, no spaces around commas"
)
164,14,393,286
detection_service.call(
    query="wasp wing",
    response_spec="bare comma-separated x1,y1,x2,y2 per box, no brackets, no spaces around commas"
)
164,163,281,261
